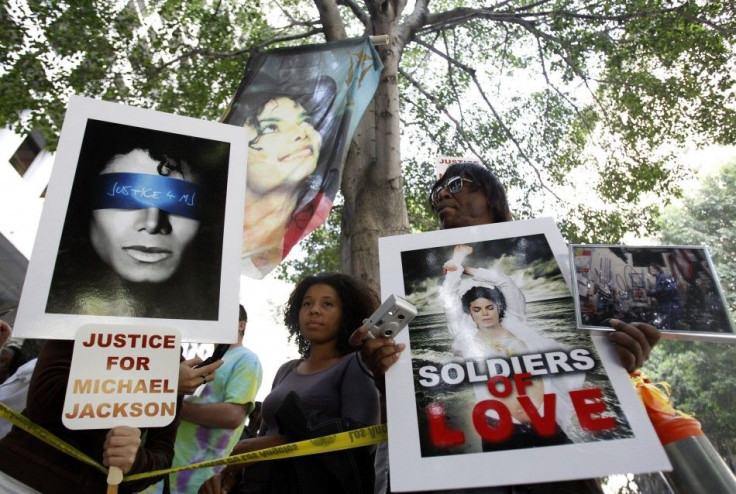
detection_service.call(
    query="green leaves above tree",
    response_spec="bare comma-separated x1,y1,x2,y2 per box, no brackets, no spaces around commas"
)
1,0,270,149
657,160,736,313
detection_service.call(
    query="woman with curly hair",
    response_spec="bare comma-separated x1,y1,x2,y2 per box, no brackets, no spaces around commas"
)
200,273,381,494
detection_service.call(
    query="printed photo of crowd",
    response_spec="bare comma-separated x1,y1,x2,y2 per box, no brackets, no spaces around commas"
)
573,246,733,335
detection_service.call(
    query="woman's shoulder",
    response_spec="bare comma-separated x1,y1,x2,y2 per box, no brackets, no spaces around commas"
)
277,359,301,372
273,359,302,384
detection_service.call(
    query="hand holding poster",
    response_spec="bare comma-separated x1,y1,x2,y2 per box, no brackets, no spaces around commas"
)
379,218,670,491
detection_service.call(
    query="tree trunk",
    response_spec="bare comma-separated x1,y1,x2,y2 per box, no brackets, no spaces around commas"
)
341,33,410,292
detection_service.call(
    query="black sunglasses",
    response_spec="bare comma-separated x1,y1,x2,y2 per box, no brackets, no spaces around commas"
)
430,176,476,207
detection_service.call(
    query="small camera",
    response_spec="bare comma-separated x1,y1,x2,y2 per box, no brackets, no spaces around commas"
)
364,294,417,339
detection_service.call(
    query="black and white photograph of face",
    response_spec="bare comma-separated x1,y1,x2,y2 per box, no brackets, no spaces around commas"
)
90,148,202,284
45,119,230,320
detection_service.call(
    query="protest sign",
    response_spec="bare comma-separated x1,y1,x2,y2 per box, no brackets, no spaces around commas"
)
63,325,180,430
379,218,670,491
14,96,247,342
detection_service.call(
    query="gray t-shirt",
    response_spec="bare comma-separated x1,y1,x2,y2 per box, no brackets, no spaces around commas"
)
261,353,379,436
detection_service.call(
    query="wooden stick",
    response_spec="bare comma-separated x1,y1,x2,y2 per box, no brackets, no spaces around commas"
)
107,466,123,494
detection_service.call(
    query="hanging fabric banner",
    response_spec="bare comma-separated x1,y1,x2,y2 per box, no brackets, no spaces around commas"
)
224,36,383,278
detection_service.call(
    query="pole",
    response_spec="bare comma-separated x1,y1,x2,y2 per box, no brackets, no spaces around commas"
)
632,371,736,494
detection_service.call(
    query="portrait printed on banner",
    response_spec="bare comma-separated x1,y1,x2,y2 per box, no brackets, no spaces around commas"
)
223,37,383,278
379,219,669,491
15,96,247,342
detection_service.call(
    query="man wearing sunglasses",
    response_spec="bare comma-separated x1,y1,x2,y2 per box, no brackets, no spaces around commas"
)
352,162,660,494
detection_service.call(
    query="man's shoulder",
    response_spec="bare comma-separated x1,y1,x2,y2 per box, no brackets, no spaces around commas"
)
227,346,262,368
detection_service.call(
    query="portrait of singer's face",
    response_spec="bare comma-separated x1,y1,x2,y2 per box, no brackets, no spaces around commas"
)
245,96,322,194
89,149,201,283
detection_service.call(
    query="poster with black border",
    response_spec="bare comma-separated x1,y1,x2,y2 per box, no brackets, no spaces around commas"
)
571,244,735,343
14,95,247,342
380,218,670,491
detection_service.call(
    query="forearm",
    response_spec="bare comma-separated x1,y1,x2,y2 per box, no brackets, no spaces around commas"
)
181,402,247,429
230,434,287,456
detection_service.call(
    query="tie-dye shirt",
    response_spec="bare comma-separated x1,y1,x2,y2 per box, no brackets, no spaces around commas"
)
158,346,262,494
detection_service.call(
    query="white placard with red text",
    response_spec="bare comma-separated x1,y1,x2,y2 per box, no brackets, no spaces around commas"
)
380,218,670,491
63,325,181,430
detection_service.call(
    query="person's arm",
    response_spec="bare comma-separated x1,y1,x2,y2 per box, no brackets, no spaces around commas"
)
199,433,287,494
349,327,404,379
181,401,248,429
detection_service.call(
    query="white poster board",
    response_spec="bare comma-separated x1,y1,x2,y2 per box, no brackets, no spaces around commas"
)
435,156,482,178
14,96,247,342
380,218,670,491
63,325,181,430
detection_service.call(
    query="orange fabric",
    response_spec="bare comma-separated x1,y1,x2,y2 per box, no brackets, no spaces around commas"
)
630,371,704,445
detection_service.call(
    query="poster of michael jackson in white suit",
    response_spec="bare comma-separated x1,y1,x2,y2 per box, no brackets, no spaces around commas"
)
378,218,669,491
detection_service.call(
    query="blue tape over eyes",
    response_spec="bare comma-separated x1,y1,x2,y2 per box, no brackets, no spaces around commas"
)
94,173,201,220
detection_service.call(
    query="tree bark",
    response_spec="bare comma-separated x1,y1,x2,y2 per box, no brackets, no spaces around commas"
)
340,26,410,291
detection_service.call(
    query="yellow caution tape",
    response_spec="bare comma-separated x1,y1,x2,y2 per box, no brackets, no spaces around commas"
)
127,422,387,481
0,402,387,483
0,402,107,474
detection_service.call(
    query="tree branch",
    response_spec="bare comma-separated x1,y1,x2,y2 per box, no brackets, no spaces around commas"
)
398,66,488,167
396,0,430,51
337,0,370,27
150,28,323,76
411,37,564,201
314,0,348,40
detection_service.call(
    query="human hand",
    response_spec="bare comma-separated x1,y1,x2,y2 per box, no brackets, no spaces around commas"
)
607,319,661,373
179,357,223,394
102,426,141,474
349,326,406,377
0,320,11,349
444,245,473,274
453,245,473,256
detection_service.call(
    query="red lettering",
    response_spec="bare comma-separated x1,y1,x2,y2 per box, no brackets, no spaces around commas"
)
427,402,465,447
106,356,150,371
114,333,127,347
513,373,533,396
486,376,513,398
518,394,557,436
163,335,176,348
570,388,616,432
472,400,513,442
148,334,162,348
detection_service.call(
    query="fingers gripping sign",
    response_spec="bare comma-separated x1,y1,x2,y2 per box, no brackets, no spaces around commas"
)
105,426,141,493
